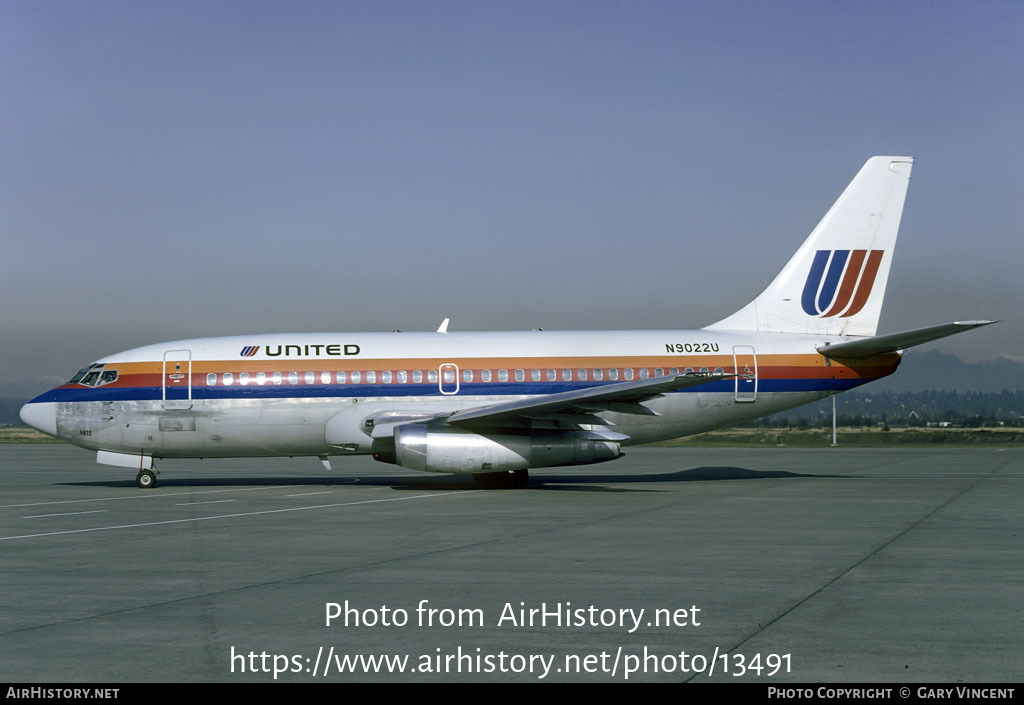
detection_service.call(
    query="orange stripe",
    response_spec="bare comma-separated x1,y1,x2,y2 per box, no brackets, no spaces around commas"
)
94,356,900,389
106,353,837,375
823,250,866,317
842,250,883,317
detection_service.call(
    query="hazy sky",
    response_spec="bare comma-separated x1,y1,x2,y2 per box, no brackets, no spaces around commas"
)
2,1,1022,392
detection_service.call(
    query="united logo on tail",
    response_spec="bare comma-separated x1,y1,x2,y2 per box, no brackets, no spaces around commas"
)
240,346,260,357
800,249,884,318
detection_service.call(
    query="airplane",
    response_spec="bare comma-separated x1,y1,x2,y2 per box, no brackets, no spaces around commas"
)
19,156,995,489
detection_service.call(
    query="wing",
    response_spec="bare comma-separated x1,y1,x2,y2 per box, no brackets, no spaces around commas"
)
367,373,732,440
446,372,733,431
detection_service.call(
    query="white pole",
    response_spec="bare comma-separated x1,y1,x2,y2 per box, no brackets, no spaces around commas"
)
832,395,838,446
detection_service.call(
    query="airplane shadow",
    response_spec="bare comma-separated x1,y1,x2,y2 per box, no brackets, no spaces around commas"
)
62,466,839,493
525,466,838,493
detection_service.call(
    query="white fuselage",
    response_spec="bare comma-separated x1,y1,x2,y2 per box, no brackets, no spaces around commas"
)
24,329,898,462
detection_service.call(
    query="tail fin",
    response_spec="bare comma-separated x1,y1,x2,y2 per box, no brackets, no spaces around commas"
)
705,156,914,337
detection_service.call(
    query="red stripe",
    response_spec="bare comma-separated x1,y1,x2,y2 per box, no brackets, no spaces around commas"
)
822,250,866,317
841,250,884,317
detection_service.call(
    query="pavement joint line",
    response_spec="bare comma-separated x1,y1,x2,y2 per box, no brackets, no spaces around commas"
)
3,448,1020,661
175,500,237,506
680,450,1022,682
0,485,303,509
23,510,108,519
0,491,478,542
0,484,754,638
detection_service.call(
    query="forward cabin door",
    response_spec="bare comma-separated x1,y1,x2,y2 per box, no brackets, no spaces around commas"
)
163,349,193,410
732,345,757,402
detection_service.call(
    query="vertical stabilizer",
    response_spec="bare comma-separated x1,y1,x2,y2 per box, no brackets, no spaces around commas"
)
705,156,913,337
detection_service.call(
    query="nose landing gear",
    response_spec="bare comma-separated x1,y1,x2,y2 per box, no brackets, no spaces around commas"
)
136,469,157,489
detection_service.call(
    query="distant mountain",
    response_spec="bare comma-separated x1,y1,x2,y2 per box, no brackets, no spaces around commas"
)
868,350,1024,393
0,398,26,426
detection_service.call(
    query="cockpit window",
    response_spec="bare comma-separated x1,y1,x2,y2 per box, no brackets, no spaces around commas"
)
74,367,118,387
70,363,106,385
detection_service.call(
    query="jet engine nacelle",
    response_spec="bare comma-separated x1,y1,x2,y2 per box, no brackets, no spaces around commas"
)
391,424,621,474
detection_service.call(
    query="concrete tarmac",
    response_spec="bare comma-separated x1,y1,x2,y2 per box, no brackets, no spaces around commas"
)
1,444,1021,683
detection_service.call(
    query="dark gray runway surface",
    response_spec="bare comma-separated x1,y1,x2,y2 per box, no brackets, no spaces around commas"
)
1,444,1021,683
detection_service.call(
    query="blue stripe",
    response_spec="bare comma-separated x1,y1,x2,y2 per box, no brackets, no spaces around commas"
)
816,250,849,313
800,250,832,315
28,377,874,404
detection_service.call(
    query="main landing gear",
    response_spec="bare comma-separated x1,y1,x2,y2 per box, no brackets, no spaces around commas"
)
473,469,528,489
136,469,157,489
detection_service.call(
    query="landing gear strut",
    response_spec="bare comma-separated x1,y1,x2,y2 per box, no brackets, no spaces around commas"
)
136,469,157,489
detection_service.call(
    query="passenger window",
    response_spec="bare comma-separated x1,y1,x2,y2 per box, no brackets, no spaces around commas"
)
381,370,392,384
463,369,473,383
699,367,709,374
366,371,377,383
397,371,407,383
427,370,437,383
714,367,724,376
412,370,423,383
684,367,694,374
482,369,492,382
546,369,556,381
351,371,361,383
289,372,299,385
562,369,571,381
670,368,678,375
223,373,234,386
577,369,587,381
531,369,540,382
256,372,266,385
498,369,508,382
593,369,603,381
656,368,664,377
639,368,649,379
442,369,454,383
625,369,635,380
239,372,250,386
515,369,524,382
272,372,282,385
206,373,216,386
336,371,346,384
609,369,619,380
305,372,315,385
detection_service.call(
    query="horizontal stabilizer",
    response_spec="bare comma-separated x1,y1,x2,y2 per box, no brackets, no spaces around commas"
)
817,321,997,359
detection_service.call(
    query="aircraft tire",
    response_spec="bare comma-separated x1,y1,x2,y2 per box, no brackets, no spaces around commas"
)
136,470,157,489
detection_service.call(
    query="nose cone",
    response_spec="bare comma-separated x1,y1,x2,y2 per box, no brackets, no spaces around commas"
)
20,402,57,437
